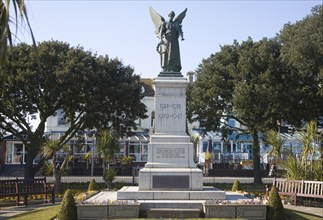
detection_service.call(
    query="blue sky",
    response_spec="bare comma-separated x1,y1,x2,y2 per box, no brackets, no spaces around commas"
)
18,0,321,79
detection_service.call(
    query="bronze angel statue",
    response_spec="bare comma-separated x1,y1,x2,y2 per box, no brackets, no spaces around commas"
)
149,7,187,74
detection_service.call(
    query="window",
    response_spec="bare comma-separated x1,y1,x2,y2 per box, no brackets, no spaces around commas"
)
6,142,25,164
57,109,66,126
128,142,148,162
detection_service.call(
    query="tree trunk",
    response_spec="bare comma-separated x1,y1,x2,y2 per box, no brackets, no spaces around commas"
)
54,171,63,194
24,151,36,180
252,130,262,184
24,137,43,180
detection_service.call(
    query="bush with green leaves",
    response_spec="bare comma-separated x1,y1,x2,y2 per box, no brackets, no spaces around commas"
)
313,160,323,181
103,168,117,189
88,179,97,191
231,180,242,192
267,185,284,220
283,154,304,180
57,189,77,220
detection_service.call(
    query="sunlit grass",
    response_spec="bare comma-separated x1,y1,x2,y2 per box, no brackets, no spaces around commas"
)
8,205,60,220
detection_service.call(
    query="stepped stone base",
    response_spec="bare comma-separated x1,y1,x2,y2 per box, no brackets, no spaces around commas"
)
117,186,226,200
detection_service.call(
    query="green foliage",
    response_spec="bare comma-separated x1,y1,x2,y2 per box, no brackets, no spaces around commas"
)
312,160,323,181
279,5,323,123
57,189,77,220
267,186,284,220
283,154,304,180
300,121,319,165
42,161,54,176
205,152,212,160
0,40,146,179
264,130,286,159
87,179,97,191
120,156,134,165
283,121,321,181
103,168,117,189
187,6,323,184
96,129,120,165
0,0,35,66
231,180,242,192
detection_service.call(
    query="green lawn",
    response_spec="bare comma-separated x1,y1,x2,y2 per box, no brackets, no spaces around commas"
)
7,205,322,220
8,205,60,220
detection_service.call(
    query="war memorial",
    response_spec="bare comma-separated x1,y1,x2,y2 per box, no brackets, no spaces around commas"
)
116,5,226,209
76,7,267,219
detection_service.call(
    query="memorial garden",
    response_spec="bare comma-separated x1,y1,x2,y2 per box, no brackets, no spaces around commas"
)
0,1,322,219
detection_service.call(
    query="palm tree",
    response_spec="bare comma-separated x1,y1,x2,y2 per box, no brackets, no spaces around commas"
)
43,140,72,193
96,129,120,188
264,129,286,165
300,121,319,177
95,129,120,171
0,0,35,66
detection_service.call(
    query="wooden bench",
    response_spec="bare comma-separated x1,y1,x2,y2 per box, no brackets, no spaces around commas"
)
0,177,55,206
273,178,323,206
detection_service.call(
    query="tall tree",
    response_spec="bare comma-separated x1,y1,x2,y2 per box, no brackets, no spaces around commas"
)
279,5,323,166
279,5,323,123
187,6,323,184
0,41,147,180
188,38,292,184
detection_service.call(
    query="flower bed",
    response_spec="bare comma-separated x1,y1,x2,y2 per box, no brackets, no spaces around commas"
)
74,190,99,203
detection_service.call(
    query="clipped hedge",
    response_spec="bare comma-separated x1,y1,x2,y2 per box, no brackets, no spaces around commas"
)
267,185,284,220
57,189,77,220
231,180,242,192
88,179,98,191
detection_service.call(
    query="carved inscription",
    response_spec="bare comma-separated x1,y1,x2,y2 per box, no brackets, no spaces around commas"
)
156,147,185,159
158,104,182,121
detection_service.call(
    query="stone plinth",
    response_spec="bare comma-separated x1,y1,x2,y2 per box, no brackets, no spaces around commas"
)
137,77,203,191
144,135,196,168
116,76,225,210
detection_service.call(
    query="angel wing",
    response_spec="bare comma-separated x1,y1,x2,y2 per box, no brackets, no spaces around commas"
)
174,8,187,24
149,6,165,38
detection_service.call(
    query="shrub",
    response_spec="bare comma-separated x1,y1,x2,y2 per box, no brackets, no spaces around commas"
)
231,180,242,192
103,168,117,189
267,185,284,220
88,179,97,191
57,189,77,220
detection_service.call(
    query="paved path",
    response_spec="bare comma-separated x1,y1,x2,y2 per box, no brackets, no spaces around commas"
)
283,204,323,218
